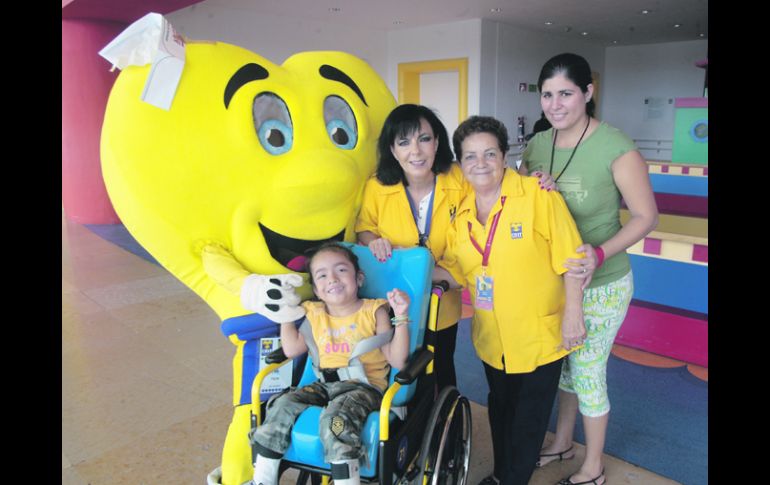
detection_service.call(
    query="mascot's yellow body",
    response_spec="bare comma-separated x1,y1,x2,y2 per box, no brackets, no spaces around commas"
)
101,40,395,484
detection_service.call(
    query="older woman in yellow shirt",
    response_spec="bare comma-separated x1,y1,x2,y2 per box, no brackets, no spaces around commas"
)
356,104,467,390
434,115,586,485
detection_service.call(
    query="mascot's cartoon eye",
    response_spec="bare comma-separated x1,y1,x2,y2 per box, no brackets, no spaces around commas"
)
324,96,358,150
253,92,294,155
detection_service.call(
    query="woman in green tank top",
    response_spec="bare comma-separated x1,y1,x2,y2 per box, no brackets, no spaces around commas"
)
520,53,659,485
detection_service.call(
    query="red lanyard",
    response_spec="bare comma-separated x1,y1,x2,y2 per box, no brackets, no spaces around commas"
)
467,196,506,267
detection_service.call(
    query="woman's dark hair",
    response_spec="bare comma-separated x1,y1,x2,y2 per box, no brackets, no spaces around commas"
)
452,116,509,161
376,104,455,186
537,53,596,117
304,242,361,288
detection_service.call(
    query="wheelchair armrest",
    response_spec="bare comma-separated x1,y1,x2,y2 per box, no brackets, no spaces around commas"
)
394,348,434,385
250,351,293,425
265,347,288,364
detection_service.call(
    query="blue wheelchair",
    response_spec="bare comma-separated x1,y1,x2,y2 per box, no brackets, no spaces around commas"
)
251,245,472,485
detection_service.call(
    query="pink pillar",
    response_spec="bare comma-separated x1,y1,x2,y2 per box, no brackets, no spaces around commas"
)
62,19,125,224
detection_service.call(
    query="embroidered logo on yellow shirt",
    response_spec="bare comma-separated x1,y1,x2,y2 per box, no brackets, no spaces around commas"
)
511,222,523,239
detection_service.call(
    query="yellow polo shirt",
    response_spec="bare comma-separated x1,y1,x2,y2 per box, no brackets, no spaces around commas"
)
355,163,470,329
438,169,584,373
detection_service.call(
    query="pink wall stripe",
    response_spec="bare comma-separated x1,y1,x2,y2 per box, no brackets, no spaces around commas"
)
649,193,708,218
675,97,708,108
692,244,708,263
643,238,662,255
62,19,123,224
616,304,708,366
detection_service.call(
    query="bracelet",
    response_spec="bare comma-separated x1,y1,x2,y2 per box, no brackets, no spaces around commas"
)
391,315,410,327
595,246,606,268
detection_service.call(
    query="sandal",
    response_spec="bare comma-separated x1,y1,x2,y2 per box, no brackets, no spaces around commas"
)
556,468,606,485
535,445,574,468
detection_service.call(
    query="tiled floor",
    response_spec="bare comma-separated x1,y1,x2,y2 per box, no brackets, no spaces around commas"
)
62,213,681,485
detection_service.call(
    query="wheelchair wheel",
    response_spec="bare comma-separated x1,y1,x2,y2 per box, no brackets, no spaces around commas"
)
416,386,471,485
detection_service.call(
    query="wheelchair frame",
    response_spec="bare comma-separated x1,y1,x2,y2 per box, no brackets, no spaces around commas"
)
250,280,472,485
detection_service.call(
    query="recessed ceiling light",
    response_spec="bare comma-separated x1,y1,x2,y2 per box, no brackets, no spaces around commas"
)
612,40,618,44
545,21,553,26
699,33,705,37
490,8,502,13
581,32,588,36
673,23,682,28
328,7,341,12
641,9,651,14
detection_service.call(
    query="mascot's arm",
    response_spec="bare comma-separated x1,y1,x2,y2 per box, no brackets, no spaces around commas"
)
201,244,251,295
201,244,306,322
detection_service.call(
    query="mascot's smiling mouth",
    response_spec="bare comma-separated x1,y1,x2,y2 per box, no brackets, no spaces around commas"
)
259,223,345,271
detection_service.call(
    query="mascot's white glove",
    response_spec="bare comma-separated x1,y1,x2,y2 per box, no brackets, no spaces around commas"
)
241,273,306,322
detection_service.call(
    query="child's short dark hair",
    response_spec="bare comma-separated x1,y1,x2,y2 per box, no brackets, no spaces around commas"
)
304,242,361,287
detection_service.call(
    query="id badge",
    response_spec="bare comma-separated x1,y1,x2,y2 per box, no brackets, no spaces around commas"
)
475,274,494,310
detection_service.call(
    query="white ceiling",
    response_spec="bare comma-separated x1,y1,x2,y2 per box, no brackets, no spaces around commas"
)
198,0,708,47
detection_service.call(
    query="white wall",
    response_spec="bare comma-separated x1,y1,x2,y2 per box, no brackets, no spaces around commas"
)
420,71,460,137
601,40,708,142
386,19,483,117
166,4,707,151
480,20,605,139
167,3,389,79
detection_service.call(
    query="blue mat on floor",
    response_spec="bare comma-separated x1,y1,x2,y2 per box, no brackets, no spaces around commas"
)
454,318,707,485
84,223,159,266
84,223,707,484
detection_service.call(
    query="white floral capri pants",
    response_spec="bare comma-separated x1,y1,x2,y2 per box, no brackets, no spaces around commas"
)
559,271,634,417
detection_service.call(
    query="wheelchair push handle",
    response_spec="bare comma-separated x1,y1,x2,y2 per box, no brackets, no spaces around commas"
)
431,280,450,298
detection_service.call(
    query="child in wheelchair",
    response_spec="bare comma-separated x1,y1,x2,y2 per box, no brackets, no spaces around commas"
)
250,242,411,485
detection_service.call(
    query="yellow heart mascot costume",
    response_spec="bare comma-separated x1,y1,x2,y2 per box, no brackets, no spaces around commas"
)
100,16,395,485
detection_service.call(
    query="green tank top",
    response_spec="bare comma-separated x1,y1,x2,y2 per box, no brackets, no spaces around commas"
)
523,122,637,288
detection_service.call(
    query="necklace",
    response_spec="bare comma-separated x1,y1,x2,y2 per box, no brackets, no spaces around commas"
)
549,116,591,183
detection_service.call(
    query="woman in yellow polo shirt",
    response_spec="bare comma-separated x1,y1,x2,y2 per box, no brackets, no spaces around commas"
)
434,115,587,485
356,104,468,390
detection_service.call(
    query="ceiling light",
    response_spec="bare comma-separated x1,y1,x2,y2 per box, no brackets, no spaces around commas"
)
612,40,618,44
673,23,682,28
641,9,651,14
545,21,553,26
699,33,705,37
328,7,341,12
581,32,588,36
490,8,502,13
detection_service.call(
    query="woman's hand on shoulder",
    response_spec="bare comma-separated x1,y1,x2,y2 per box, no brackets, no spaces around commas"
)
532,171,558,192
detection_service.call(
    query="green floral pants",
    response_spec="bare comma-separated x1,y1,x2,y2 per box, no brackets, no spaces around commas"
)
559,271,634,417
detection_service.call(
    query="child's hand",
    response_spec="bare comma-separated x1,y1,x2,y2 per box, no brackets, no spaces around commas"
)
387,288,410,317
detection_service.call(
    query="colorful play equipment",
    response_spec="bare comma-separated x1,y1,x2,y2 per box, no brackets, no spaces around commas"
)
100,19,397,484
616,97,708,367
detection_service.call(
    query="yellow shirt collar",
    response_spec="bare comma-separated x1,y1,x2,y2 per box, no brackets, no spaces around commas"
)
457,168,525,217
